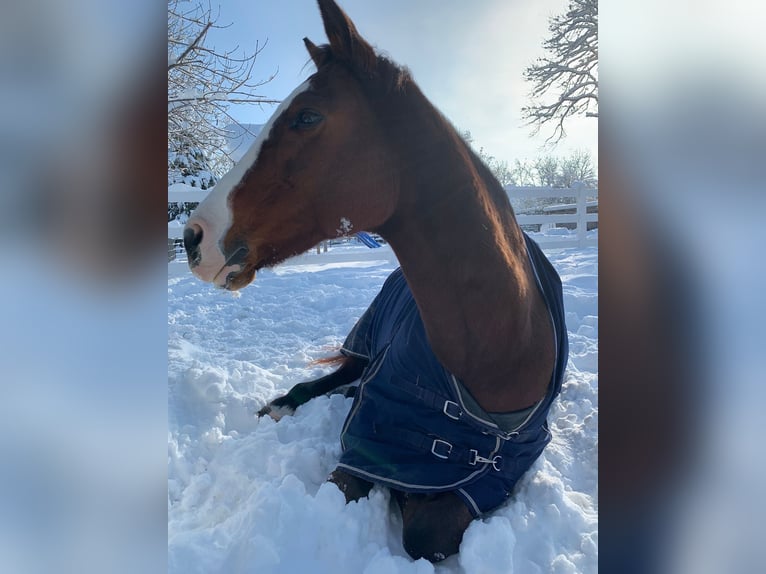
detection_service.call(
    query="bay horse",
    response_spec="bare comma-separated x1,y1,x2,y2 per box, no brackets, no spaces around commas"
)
184,0,567,562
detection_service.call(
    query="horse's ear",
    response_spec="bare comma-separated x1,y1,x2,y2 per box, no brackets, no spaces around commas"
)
304,37,327,68
316,0,376,73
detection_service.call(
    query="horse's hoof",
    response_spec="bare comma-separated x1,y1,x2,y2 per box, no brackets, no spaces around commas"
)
257,404,295,421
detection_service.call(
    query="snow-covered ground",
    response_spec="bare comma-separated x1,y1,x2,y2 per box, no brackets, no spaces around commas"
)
168,238,598,573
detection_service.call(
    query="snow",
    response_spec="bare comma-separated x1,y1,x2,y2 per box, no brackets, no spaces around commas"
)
168,238,598,573
337,217,354,235
168,182,200,193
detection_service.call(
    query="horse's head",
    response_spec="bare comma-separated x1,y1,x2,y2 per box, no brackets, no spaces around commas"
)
184,0,403,290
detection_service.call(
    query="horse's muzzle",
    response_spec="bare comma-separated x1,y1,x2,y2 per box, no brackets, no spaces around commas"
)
183,216,251,288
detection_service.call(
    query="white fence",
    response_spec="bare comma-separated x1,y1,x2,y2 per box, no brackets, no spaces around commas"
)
506,182,598,248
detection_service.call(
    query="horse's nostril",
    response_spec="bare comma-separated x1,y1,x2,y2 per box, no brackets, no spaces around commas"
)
183,224,203,267
183,225,202,249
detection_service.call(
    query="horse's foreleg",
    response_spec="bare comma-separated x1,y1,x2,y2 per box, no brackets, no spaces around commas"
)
397,491,473,563
257,355,366,419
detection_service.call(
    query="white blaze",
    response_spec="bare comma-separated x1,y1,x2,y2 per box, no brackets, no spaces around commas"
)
185,79,312,285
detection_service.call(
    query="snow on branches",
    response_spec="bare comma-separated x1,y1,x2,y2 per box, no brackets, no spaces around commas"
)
522,0,598,143
167,0,277,175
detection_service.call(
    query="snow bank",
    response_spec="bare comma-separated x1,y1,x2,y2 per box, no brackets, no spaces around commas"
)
168,242,598,573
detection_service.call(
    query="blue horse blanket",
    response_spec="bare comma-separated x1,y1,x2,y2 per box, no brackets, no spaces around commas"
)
337,233,568,517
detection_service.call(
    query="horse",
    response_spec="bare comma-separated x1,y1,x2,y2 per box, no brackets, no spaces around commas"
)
183,0,568,562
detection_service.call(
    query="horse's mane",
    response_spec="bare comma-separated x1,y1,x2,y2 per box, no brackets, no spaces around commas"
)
312,44,413,96
466,145,518,216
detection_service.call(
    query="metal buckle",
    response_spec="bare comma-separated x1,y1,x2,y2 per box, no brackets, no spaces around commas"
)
431,439,453,460
469,449,503,471
443,400,462,420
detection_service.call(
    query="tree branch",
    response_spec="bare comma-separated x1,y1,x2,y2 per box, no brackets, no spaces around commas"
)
522,0,598,143
168,0,278,176
168,21,212,71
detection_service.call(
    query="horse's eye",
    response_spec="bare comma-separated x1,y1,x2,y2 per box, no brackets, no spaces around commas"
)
292,109,323,129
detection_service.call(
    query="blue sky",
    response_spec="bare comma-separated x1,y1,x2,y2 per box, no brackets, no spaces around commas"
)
208,0,597,165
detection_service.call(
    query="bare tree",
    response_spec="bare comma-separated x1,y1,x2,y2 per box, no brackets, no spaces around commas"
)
559,149,596,187
508,151,596,187
534,156,563,187
522,0,598,143
168,0,278,175
509,159,537,187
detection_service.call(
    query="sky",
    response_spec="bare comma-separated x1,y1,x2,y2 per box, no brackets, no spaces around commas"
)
208,0,598,166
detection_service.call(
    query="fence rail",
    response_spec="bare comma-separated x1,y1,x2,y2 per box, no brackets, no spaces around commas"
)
506,182,597,248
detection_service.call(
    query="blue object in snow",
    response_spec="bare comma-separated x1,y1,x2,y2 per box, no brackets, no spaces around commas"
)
356,231,381,248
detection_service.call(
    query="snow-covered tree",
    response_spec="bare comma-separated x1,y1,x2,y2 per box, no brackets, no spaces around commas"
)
167,140,215,222
168,0,278,223
168,0,278,175
522,0,598,142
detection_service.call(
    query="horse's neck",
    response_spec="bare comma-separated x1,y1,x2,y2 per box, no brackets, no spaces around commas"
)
380,108,554,410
